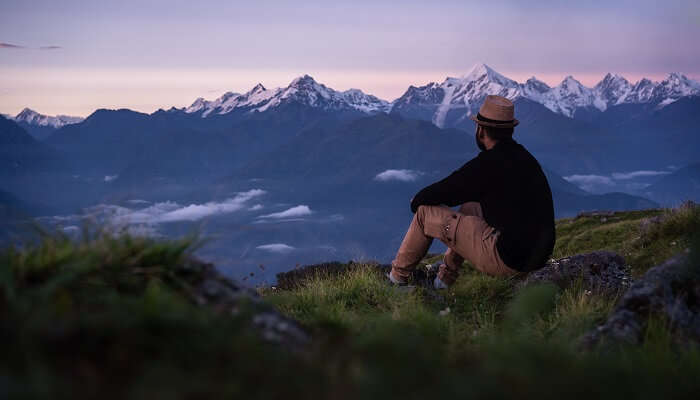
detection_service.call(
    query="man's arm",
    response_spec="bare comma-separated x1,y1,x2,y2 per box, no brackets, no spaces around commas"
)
409,155,487,213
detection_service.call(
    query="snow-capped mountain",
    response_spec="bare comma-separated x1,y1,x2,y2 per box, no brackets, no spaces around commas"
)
646,72,700,107
391,64,524,127
184,75,390,117
594,73,632,107
13,108,84,128
391,63,700,125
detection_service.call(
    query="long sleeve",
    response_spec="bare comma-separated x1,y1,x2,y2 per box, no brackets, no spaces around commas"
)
410,154,488,213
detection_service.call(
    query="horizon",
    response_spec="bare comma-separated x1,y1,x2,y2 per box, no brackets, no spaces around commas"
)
2,0,699,117
2,65,697,118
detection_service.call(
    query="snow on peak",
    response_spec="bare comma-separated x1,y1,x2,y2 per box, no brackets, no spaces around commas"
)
185,97,209,113
13,108,84,128
522,77,551,99
646,72,700,108
399,63,523,127
184,76,389,117
594,73,632,106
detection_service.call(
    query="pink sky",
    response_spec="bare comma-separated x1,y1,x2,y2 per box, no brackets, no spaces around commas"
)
2,1,699,117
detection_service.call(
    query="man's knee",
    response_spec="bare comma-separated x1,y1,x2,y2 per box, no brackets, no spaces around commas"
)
459,202,483,217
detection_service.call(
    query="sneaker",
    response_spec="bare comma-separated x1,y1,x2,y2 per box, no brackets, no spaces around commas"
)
386,270,408,286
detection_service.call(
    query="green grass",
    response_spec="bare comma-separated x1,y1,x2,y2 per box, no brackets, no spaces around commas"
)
2,207,700,399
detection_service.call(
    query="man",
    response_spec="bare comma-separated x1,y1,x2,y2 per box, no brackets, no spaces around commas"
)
388,95,555,289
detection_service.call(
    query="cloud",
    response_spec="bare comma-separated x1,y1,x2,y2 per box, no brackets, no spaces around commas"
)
104,174,118,182
127,199,150,205
258,205,312,219
248,204,263,211
256,243,295,253
1,42,61,50
154,189,266,222
84,189,266,224
563,174,615,192
0,42,24,49
565,170,673,193
610,170,671,180
374,169,423,182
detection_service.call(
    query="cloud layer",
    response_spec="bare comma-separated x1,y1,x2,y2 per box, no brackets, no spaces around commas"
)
610,170,671,180
256,243,295,253
81,189,266,225
564,170,671,193
258,205,312,219
374,169,423,182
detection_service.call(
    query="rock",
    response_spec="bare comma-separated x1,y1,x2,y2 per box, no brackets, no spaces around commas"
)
520,251,632,294
178,258,311,350
581,254,700,349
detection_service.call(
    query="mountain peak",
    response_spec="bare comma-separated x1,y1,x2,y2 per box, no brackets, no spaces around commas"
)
525,76,549,87
250,83,267,93
16,108,39,119
13,108,83,128
460,63,508,83
597,73,629,86
522,77,551,97
561,75,582,85
289,74,317,87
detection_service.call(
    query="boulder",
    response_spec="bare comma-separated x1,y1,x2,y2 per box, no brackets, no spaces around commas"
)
581,253,700,349
520,251,632,294
178,258,310,350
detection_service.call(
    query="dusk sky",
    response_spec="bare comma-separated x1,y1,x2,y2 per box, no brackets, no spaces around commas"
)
2,0,699,116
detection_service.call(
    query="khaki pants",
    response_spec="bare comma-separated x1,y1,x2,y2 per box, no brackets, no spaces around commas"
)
391,202,517,285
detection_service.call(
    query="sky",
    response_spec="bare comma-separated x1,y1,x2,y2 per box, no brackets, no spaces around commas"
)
1,0,699,116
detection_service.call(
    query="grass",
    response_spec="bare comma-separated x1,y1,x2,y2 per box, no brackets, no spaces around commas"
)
1,206,700,398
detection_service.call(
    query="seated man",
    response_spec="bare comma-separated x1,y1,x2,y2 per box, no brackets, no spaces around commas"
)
388,95,555,289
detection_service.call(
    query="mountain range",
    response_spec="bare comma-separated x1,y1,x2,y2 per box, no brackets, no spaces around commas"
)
390,64,700,127
3,62,699,276
1,64,699,219
10,63,699,134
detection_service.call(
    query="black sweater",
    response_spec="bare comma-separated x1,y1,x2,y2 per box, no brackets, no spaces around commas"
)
410,138,555,272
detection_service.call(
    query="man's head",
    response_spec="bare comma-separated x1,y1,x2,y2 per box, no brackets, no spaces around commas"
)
470,95,518,151
475,124,514,151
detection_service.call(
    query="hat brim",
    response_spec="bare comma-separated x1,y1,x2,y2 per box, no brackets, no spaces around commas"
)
469,114,519,128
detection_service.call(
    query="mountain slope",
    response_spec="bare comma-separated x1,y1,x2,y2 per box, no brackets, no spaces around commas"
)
0,115,59,174
641,161,700,206
230,113,656,217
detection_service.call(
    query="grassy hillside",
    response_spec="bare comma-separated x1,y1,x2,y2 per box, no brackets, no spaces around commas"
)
1,206,699,398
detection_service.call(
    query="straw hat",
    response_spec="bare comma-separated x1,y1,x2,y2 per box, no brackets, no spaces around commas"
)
469,95,519,128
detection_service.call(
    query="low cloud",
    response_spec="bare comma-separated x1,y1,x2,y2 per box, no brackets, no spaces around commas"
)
563,174,614,192
256,243,295,253
565,169,672,193
611,170,671,180
104,174,118,182
374,169,423,182
39,45,61,50
85,189,266,224
154,189,266,222
258,205,312,219
127,199,150,205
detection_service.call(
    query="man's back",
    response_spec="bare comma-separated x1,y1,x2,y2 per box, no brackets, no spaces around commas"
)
410,137,555,271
